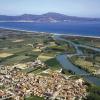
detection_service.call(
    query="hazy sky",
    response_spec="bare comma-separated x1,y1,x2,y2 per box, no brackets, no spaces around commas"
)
0,0,100,18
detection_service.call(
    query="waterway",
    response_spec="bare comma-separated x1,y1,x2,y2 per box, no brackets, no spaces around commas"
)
57,55,100,86
55,35,100,86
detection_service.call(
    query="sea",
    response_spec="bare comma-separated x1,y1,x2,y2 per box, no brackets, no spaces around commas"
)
0,22,100,37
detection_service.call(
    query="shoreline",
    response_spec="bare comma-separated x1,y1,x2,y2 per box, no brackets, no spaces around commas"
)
54,33,100,39
0,26,100,39
0,27,44,33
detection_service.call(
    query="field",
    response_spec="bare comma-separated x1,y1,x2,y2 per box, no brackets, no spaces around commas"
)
25,96,44,100
69,55,100,74
38,53,54,61
0,29,65,76
2,55,29,65
0,52,13,58
75,58,96,73
0,29,51,65
45,58,61,70
62,35,100,48
32,48,41,52
12,39,24,43
0,29,63,72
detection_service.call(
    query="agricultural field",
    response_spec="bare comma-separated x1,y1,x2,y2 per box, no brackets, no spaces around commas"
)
62,35,100,48
0,29,51,66
0,52,13,58
0,29,63,73
69,55,100,74
25,95,44,100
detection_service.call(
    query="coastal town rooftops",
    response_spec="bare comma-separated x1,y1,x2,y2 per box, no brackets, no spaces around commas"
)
0,90,4,97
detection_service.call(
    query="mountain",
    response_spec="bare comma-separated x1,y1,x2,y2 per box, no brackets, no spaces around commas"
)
0,12,100,22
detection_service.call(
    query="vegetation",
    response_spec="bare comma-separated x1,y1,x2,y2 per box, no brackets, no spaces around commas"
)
48,45,67,52
63,35,100,48
86,85,100,100
61,69,72,75
30,67,47,74
69,55,99,74
45,58,61,70
54,39,76,53
0,30,50,65
25,95,44,100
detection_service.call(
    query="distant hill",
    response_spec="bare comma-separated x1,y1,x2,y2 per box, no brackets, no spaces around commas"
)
0,12,100,22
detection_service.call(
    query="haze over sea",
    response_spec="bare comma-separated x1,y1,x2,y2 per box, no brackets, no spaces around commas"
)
0,22,100,37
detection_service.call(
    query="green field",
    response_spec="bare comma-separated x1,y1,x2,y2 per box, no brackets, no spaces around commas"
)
45,58,61,70
25,96,44,100
0,30,50,65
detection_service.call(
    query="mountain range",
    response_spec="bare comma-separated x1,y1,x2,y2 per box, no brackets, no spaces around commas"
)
0,12,100,22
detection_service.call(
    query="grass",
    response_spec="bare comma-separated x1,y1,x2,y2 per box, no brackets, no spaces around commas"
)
95,56,100,62
31,68,46,74
40,73,50,76
32,48,41,52
69,56,96,73
0,29,75,67
0,44,40,65
2,46,32,54
37,51,58,62
12,39,24,43
86,85,100,100
76,58,96,73
54,39,76,53
1,55,29,65
0,52,13,58
38,54,53,62
48,45,66,52
0,49,40,65
45,58,61,70
25,96,44,100
75,58,93,67
61,69,72,75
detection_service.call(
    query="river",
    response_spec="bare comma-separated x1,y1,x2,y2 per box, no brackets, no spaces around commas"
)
54,35,100,86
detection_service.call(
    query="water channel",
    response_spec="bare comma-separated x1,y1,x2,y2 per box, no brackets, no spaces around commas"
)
54,35,100,86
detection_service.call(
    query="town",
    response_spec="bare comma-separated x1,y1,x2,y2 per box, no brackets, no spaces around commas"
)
0,61,87,100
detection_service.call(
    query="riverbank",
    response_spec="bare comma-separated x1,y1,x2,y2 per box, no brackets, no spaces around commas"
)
57,54,100,86
54,35,100,86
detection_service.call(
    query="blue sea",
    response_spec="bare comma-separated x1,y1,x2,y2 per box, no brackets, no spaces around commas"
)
0,22,100,36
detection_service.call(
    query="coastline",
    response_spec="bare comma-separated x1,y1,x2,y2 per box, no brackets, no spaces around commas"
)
0,26,100,39
0,27,44,33
54,33,100,39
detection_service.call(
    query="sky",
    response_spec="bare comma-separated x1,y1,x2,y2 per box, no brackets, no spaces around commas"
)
0,0,100,18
